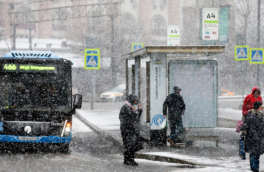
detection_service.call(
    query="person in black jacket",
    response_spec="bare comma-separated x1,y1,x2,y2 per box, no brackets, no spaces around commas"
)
240,101,264,172
163,86,185,146
119,94,144,166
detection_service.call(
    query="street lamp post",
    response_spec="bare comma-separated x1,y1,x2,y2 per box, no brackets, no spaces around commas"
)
256,0,261,88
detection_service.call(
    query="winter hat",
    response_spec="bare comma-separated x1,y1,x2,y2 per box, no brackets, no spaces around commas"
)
254,89,260,94
253,101,263,110
173,86,181,91
127,94,138,104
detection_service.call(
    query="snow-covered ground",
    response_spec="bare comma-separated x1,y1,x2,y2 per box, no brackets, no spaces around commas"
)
144,152,254,171
218,108,242,121
76,109,120,130
72,116,93,132
75,107,261,172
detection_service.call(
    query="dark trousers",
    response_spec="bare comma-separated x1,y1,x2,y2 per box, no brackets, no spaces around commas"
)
250,153,260,171
124,150,135,162
169,118,183,142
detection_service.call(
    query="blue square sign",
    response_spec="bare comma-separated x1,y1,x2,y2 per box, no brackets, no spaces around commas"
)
132,43,144,52
236,48,248,59
250,49,264,64
86,56,98,67
84,48,100,69
133,45,142,51
235,46,249,61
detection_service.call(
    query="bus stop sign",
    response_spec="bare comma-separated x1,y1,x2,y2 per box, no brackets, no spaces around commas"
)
132,43,144,52
84,49,100,69
250,48,264,64
235,46,249,61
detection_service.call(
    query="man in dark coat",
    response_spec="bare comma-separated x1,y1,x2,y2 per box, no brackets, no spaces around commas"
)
163,86,185,146
119,94,143,166
240,101,264,172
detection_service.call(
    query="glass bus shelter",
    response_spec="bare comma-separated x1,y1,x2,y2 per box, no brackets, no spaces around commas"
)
122,45,225,146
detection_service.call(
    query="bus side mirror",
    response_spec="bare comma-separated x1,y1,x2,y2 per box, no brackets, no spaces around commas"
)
73,94,82,109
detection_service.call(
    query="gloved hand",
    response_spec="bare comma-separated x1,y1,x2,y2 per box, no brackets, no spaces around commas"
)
239,131,246,135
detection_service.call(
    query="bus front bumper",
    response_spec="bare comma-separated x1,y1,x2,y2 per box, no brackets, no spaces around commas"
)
0,134,72,143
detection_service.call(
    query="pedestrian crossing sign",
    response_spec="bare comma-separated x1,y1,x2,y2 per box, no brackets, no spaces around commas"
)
84,48,100,69
132,43,144,52
235,46,249,61
250,48,264,64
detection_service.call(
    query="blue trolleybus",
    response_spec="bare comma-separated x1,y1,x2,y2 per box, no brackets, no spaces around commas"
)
0,51,82,153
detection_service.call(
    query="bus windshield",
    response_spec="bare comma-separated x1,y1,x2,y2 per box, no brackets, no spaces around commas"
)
0,73,71,111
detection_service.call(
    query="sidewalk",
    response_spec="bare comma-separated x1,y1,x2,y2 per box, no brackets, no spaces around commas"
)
75,106,256,171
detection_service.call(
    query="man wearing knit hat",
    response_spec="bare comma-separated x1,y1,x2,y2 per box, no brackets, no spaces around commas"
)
163,86,185,146
241,101,264,172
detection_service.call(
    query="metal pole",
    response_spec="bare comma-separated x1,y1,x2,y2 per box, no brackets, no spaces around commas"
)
91,70,95,110
29,28,32,51
256,0,261,87
12,24,16,50
110,15,116,87
9,8,12,49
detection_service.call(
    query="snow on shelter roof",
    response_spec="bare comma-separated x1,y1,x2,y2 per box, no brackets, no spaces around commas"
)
3,51,59,59
121,45,225,60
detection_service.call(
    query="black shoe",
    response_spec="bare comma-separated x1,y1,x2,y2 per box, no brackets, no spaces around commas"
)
124,161,132,165
123,160,138,166
131,159,138,166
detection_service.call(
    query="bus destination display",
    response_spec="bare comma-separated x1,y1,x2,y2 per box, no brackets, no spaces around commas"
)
2,64,57,73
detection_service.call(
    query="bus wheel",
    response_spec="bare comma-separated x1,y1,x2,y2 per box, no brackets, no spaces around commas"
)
61,143,70,153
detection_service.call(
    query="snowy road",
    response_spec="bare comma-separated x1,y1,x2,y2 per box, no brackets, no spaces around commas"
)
0,101,253,172
0,116,196,172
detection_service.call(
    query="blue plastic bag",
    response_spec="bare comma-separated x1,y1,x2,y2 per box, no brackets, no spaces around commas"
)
239,135,246,160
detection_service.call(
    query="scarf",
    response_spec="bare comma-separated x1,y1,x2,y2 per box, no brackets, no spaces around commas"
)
249,109,264,116
125,100,135,112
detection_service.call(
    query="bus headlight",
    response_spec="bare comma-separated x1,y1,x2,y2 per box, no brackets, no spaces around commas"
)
64,121,72,136
65,127,71,133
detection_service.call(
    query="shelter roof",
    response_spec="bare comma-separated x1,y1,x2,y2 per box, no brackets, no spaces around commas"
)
121,45,225,60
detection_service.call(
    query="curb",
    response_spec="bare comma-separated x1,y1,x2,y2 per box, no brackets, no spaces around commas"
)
75,112,123,150
218,117,237,122
75,110,212,167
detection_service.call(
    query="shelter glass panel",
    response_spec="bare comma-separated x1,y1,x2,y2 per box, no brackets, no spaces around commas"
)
169,60,217,128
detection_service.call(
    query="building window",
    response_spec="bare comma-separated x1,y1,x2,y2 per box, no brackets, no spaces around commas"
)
160,0,166,9
152,0,157,9
151,15,167,36
130,0,137,9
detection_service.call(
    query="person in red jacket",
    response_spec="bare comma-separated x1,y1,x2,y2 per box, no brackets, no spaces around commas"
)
242,87,262,118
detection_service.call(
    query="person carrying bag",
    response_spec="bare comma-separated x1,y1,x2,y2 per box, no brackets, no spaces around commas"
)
240,101,264,172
